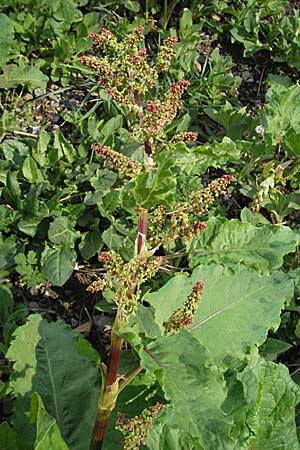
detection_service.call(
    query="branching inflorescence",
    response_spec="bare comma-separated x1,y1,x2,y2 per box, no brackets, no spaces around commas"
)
88,251,163,318
116,403,164,450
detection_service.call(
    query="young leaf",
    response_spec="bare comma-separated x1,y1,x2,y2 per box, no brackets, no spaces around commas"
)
22,156,42,184
48,217,80,246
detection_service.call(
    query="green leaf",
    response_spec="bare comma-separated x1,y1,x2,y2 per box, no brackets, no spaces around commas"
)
0,422,18,450
2,139,29,167
102,226,124,251
48,217,79,246
140,331,233,448
0,285,13,323
263,81,300,154
124,0,140,12
143,265,294,365
238,354,300,450
30,393,69,450
36,130,50,167
0,14,14,68
22,156,41,183
52,0,82,23
6,314,100,450
0,236,18,269
42,245,76,286
53,131,78,163
79,230,102,260
4,171,22,210
133,153,177,208
101,115,123,139
0,64,49,91
18,217,44,238
188,218,299,272
192,137,242,174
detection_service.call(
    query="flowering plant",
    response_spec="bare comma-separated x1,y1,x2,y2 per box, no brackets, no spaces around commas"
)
80,25,232,449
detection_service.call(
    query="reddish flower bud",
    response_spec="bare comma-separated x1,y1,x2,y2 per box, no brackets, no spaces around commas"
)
80,55,87,65
139,47,147,57
135,25,144,36
101,26,112,35
224,174,233,183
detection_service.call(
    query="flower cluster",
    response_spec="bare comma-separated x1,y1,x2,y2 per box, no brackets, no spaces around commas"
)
80,27,178,115
164,281,204,334
133,80,190,141
116,403,164,450
190,174,233,215
94,144,142,178
171,131,198,143
87,251,163,317
156,36,178,72
148,174,233,247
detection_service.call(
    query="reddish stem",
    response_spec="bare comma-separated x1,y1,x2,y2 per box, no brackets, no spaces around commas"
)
137,208,148,255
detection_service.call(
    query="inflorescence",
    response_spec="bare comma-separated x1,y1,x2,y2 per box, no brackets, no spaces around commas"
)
94,144,142,179
164,281,204,334
148,174,233,247
80,26,196,153
87,251,163,318
116,403,164,450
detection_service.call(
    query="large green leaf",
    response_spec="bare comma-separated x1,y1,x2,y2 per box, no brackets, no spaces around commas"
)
146,409,202,450
142,265,294,365
6,314,100,450
30,392,69,450
238,353,300,450
140,331,235,449
188,217,299,272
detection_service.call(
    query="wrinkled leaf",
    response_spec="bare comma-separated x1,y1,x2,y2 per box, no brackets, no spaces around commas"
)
188,217,299,272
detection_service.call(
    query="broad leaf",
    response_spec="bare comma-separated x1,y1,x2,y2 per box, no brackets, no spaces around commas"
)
262,81,300,155
42,245,76,286
79,230,102,260
6,314,100,450
140,331,234,449
48,217,79,246
188,217,299,272
0,64,49,91
142,265,294,364
238,354,300,450
133,152,177,209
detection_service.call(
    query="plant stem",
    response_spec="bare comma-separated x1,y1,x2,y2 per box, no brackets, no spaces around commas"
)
137,208,148,255
89,310,127,450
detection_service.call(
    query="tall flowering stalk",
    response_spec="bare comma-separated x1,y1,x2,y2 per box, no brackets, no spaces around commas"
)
80,25,233,449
